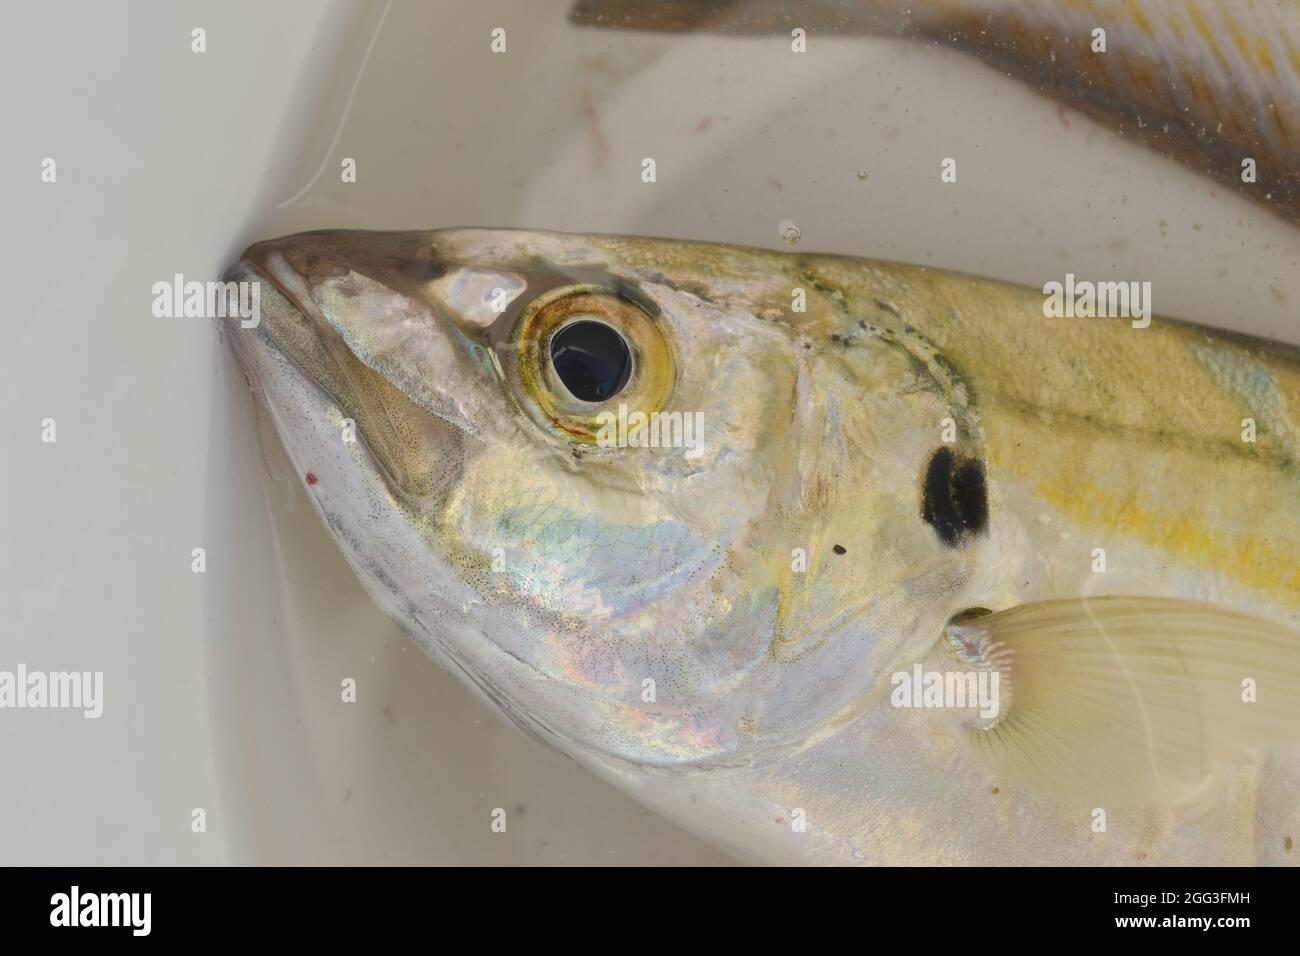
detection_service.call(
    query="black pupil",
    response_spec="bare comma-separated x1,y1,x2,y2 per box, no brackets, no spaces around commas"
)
549,320,632,403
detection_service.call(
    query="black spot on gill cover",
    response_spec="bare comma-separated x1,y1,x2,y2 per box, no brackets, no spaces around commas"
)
921,447,989,547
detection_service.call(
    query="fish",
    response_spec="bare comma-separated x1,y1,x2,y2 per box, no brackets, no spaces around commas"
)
222,227,1300,864
570,0,1300,226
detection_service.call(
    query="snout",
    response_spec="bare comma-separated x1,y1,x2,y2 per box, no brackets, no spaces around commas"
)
220,231,495,501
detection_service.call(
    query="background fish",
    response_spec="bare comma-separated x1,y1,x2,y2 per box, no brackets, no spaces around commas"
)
571,0,1300,226
224,228,1300,864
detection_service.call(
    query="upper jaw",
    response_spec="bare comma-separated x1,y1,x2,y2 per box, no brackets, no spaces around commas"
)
221,232,509,440
221,238,485,503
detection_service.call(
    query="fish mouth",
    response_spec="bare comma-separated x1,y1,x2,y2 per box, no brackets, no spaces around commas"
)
218,246,540,738
220,256,297,340
224,229,489,429
220,234,486,503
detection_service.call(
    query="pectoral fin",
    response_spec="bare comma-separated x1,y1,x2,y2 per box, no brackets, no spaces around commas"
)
943,597,1300,806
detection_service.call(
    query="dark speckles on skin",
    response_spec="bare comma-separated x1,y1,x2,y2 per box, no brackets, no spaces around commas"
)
832,544,847,555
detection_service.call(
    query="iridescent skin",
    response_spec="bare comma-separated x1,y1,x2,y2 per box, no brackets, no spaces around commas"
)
224,228,1300,864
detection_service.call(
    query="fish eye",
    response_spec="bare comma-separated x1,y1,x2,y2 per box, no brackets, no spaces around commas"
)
507,284,675,443
549,319,633,403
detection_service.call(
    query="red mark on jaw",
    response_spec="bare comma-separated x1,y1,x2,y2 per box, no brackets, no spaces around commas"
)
305,472,318,485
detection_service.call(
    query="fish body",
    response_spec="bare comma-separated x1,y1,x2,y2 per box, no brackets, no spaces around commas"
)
223,228,1300,864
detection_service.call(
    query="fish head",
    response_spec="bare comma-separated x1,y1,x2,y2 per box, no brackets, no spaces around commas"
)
224,229,982,768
